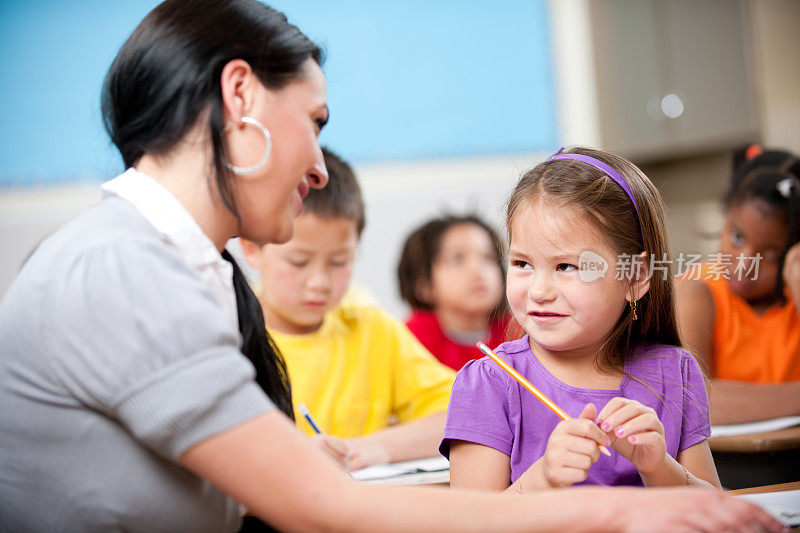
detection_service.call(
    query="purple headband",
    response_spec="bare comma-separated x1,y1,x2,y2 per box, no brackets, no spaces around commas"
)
546,147,644,243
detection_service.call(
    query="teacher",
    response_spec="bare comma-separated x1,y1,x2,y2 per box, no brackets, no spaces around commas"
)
0,1,783,531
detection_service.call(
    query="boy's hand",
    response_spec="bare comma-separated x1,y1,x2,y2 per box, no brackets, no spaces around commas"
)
343,439,391,471
596,397,667,475
309,434,352,471
540,403,608,487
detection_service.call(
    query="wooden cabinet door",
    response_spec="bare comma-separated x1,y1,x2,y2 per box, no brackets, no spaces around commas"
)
663,0,758,150
591,0,666,157
589,0,757,160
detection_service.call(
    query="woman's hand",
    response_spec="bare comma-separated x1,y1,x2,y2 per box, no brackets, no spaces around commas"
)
539,403,609,487
616,487,787,533
597,397,667,475
309,434,353,471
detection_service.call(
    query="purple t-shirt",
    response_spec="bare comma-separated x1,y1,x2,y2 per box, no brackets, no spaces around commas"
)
440,337,710,487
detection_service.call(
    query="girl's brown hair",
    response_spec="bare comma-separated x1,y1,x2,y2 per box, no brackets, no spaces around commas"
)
506,147,681,372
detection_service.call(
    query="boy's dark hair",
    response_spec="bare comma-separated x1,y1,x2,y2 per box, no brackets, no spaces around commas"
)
727,143,800,303
303,147,366,236
397,214,507,316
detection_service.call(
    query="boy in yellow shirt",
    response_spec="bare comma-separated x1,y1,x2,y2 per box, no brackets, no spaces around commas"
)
241,148,455,471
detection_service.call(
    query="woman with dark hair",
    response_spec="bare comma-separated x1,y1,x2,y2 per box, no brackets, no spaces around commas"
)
677,144,800,424
0,1,783,531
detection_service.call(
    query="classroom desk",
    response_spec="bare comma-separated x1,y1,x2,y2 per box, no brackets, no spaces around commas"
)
730,480,800,495
730,481,800,529
709,426,800,489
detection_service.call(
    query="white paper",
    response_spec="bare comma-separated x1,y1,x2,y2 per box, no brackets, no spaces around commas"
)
737,489,800,526
710,415,800,438
350,456,449,481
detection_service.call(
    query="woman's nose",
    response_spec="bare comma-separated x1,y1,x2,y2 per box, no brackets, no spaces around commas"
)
308,148,329,189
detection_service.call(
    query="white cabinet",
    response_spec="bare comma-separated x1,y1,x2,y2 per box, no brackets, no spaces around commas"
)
564,0,759,161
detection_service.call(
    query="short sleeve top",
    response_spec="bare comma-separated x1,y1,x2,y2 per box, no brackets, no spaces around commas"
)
0,195,274,532
441,337,710,487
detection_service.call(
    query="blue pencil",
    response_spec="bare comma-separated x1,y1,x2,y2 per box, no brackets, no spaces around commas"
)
298,403,323,434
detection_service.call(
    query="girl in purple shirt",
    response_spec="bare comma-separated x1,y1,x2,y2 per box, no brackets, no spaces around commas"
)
442,147,721,491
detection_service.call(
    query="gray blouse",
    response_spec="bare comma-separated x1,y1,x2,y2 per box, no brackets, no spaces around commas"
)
0,194,274,532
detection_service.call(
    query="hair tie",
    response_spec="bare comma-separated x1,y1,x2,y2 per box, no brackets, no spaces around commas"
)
745,144,763,160
777,178,796,198
738,156,799,195
545,148,645,244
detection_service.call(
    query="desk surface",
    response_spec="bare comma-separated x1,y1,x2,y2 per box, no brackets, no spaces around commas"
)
730,481,800,495
709,425,800,453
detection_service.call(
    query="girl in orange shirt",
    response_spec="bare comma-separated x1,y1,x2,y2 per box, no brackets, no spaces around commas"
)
677,144,800,424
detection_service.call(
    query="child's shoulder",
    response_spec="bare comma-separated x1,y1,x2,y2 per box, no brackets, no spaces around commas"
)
629,344,703,376
456,337,532,381
335,301,394,326
634,343,692,358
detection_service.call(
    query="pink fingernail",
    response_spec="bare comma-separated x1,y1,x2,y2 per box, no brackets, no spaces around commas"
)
629,435,637,443
602,422,610,431
615,427,625,437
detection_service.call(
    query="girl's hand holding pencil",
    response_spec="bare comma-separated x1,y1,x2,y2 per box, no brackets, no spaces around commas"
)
596,397,667,476
538,403,611,488
476,342,614,489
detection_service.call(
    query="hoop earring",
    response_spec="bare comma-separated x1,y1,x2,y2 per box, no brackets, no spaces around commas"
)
224,116,271,175
629,298,638,321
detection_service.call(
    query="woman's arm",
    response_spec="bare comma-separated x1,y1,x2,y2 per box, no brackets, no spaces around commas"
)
449,439,568,493
180,411,783,533
345,411,446,469
677,280,800,424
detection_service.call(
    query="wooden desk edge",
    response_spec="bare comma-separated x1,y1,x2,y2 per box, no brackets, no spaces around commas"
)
728,480,800,495
709,426,800,453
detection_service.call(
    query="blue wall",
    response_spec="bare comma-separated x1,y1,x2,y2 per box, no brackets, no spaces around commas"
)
0,1,557,186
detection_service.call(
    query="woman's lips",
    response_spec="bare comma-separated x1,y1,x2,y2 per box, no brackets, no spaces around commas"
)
295,182,309,216
298,181,310,200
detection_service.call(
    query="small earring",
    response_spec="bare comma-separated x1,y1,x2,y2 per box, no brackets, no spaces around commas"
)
629,298,638,321
224,116,272,175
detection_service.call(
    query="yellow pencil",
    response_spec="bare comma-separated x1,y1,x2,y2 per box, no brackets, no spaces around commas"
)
476,342,612,457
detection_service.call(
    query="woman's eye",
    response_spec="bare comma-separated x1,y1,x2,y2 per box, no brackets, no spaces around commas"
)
511,260,532,270
729,231,745,247
329,260,348,267
288,260,308,268
556,263,577,272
